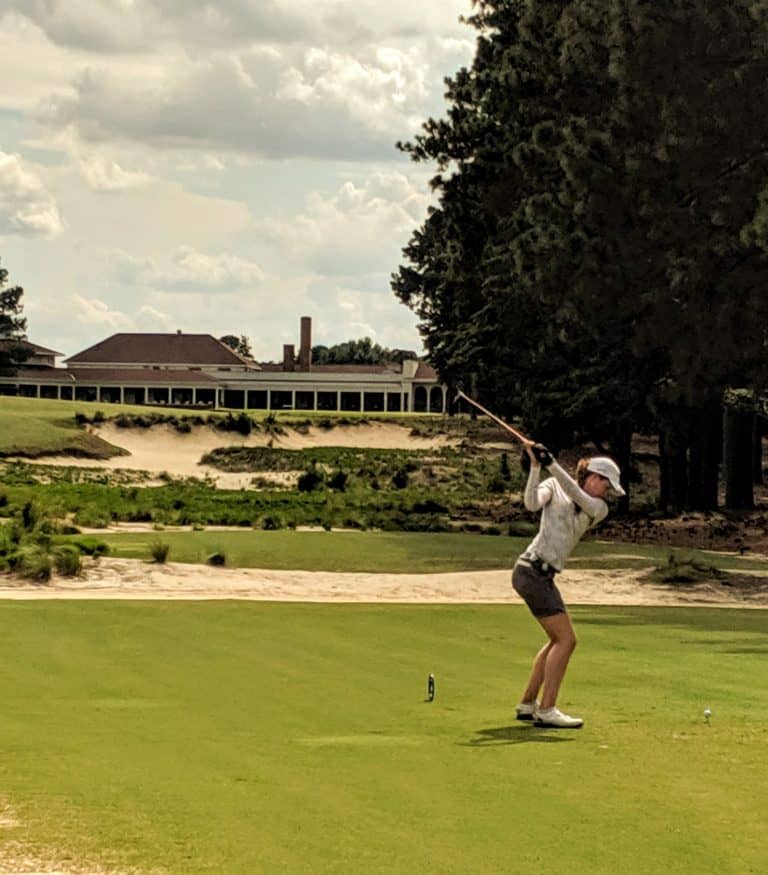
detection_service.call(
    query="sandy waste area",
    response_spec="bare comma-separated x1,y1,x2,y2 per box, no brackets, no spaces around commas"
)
19,421,463,489
0,556,766,608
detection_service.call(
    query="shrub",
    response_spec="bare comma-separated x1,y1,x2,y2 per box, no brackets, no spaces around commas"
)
328,469,348,491
73,509,110,528
52,544,82,577
297,464,325,493
411,499,449,514
92,410,105,423
12,546,52,583
261,514,285,530
234,412,252,436
72,538,109,557
487,475,507,494
649,553,724,585
391,469,409,489
20,500,39,530
206,551,226,566
149,540,170,563
175,420,192,434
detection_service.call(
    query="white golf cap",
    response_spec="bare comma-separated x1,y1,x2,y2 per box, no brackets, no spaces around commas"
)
586,457,625,496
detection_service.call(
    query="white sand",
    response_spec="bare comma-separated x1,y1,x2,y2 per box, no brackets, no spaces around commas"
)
15,422,460,488
1,558,766,608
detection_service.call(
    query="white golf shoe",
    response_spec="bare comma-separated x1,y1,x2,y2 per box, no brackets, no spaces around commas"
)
533,706,583,729
515,701,539,721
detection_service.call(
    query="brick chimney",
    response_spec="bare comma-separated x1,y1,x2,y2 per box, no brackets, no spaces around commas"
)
283,344,295,371
298,316,312,371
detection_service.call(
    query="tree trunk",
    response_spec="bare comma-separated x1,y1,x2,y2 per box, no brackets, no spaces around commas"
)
753,416,764,486
687,400,722,510
724,406,755,509
611,428,632,514
659,426,688,513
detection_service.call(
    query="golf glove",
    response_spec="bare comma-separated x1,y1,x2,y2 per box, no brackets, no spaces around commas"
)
531,443,553,467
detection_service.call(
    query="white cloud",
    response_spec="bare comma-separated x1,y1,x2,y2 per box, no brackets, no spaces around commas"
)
116,246,265,293
78,153,150,191
0,0,150,52
260,169,430,276
35,45,432,159
0,151,63,236
0,1,470,52
72,294,133,329
136,303,174,329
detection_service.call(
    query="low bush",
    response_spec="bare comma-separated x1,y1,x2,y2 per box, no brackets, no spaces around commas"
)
71,537,110,557
149,540,170,563
328,469,348,492
648,553,724,585
12,545,52,582
298,465,325,493
52,544,82,576
261,514,285,530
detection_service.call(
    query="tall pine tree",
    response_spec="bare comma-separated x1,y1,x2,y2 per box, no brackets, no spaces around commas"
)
394,0,768,509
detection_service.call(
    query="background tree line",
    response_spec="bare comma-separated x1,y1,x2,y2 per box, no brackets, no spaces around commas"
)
0,259,28,377
393,0,768,512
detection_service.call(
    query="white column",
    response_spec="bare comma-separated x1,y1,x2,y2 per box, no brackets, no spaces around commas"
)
120,387,125,404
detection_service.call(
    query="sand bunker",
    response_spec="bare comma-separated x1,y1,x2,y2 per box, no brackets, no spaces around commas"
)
1,558,766,608
16,422,459,487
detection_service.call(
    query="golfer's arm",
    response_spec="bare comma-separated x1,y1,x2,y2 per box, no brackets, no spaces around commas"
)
523,466,551,511
548,461,608,521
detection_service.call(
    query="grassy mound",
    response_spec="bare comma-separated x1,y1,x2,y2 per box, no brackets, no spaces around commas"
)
0,398,126,459
646,552,728,584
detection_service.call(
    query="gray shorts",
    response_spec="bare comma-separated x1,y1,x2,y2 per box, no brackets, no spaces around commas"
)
512,560,566,619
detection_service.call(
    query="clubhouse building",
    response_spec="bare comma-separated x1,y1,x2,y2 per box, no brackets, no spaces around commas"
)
0,317,447,413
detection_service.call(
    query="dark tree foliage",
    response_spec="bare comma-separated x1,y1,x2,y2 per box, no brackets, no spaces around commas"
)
219,334,253,358
311,338,417,366
0,260,28,376
393,0,768,509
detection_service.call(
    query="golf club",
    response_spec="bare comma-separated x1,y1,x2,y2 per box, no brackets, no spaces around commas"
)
454,388,530,444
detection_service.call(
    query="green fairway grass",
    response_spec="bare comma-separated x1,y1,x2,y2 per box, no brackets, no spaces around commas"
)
71,529,768,575
0,602,765,874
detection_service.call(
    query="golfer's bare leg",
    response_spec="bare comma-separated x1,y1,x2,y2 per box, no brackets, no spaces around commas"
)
520,641,553,703
538,612,577,710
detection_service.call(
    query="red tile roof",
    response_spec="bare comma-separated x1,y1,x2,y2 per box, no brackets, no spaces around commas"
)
65,333,254,367
414,362,438,379
0,338,63,357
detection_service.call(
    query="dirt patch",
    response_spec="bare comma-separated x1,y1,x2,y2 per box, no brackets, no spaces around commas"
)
0,558,765,608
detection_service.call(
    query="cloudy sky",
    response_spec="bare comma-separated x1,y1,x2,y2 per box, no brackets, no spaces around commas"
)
0,0,475,361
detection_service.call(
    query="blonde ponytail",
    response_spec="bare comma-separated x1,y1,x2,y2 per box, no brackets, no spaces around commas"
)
576,458,591,487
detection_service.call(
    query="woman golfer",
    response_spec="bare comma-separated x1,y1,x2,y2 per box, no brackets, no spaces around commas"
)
512,441,624,729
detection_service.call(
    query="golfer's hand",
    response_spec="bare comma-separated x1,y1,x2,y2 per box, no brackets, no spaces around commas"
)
523,440,553,468
521,439,540,469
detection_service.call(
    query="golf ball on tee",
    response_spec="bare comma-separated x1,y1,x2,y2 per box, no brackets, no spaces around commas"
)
704,708,711,718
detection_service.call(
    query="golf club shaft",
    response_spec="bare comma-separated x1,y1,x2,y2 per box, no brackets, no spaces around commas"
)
456,390,529,444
